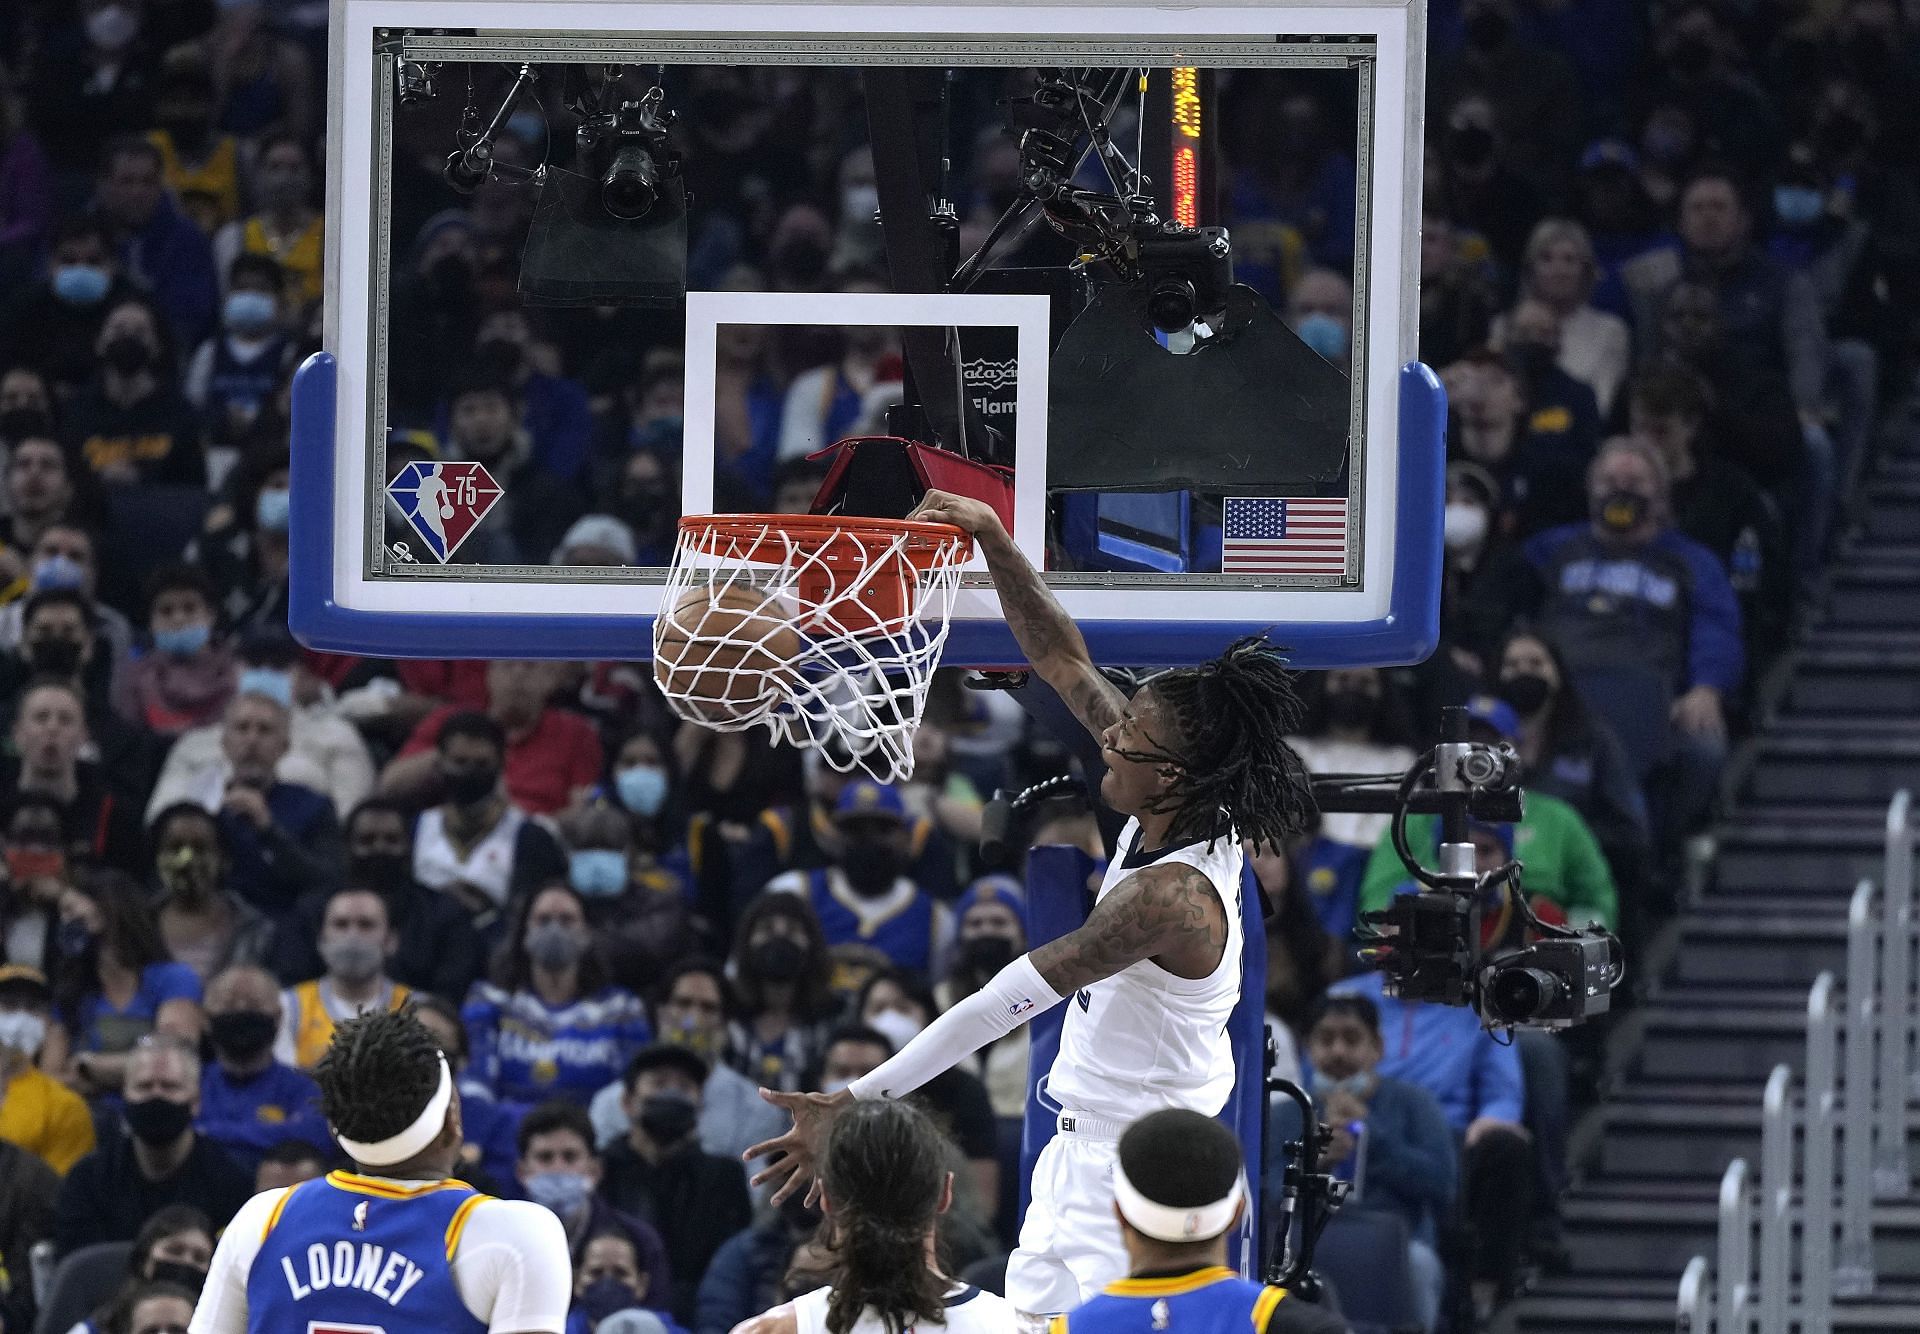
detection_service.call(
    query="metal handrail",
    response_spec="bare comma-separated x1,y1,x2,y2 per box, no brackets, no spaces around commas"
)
1677,1254,1710,1333
1804,972,1838,1334
1877,791,1913,1200
1760,1065,1794,1334
1839,879,1879,1297
1720,1158,1753,1334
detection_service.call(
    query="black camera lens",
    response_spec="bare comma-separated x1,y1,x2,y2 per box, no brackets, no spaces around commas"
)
603,144,661,220
1147,276,1198,334
1488,966,1561,1023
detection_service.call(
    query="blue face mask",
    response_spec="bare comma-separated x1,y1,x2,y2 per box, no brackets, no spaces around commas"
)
51,265,109,307
1774,185,1825,228
569,848,629,898
30,555,86,592
255,488,292,533
1295,312,1348,363
615,765,669,817
224,290,277,333
238,667,294,709
523,1170,593,1218
153,622,211,657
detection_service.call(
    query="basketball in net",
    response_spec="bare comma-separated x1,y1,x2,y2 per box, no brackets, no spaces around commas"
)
652,582,803,723
653,514,972,781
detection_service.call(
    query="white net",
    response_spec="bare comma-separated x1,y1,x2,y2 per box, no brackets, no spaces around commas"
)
653,515,971,783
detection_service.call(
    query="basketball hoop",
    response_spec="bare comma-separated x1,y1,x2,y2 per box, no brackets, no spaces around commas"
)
654,514,973,783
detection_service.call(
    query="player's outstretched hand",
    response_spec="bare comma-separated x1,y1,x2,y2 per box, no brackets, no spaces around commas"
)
745,1086,855,1206
908,489,1006,541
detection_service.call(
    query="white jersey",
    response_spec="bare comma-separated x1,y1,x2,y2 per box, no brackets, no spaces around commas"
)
791,1280,1014,1334
1044,817,1244,1122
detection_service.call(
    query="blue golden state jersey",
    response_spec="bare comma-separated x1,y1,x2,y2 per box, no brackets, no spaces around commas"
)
246,1171,491,1334
1051,1267,1294,1334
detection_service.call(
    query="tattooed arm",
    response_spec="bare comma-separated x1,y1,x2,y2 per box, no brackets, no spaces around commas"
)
1031,860,1229,989
907,489,1127,739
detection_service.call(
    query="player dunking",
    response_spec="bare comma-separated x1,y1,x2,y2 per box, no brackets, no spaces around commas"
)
189,1009,572,1334
748,490,1315,1330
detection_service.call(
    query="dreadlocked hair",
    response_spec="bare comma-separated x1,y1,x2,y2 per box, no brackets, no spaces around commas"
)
1114,633,1318,849
312,1007,444,1146
820,1099,951,1334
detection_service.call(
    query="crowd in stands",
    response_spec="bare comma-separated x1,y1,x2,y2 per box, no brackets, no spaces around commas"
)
0,0,1915,1332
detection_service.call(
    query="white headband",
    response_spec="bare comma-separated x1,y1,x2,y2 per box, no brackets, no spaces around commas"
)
1112,1160,1245,1243
333,1055,454,1168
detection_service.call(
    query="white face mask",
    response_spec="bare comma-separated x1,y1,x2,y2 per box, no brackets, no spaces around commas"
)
866,1007,924,1051
1443,502,1490,552
0,1009,47,1057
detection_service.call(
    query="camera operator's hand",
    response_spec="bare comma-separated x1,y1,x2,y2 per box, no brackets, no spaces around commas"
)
1671,684,1726,739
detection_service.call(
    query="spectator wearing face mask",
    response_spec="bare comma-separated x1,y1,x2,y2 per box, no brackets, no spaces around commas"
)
560,801,694,997
73,1205,217,1334
115,563,235,738
146,630,374,821
1491,218,1633,416
184,253,299,453
275,888,410,1070
515,1100,675,1312
1492,298,1603,459
0,434,85,590
1438,461,1539,676
570,1239,683,1334
765,782,953,976
212,134,324,316
1524,437,1743,850
0,962,94,1173
933,876,1032,1120
0,522,134,674
190,448,295,635
724,895,838,1093
457,308,595,484
53,1035,252,1254
402,711,568,922
385,659,604,818
2,585,154,790
1286,268,1355,372
1440,351,1591,537
1286,669,1418,941
464,884,653,1108
601,1044,754,1323
90,137,219,349
0,218,144,398
853,969,999,1214
270,798,485,999
148,803,276,982
195,964,325,1173
1271,995,1456,1333
63,296,205,487
591,958,786,1166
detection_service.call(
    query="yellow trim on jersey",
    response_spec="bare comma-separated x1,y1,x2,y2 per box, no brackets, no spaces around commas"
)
1048,1316,1067,1334
327,1170,466,1200
1105,1266,1238,1297
444,1192,492,1259
260,1182,304,1239
1250,1285,1288,1333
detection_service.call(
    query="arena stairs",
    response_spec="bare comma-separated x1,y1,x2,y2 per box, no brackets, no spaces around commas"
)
1503,398,1920,1334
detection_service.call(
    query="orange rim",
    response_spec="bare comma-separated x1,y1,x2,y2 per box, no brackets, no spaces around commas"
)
678,513,972,568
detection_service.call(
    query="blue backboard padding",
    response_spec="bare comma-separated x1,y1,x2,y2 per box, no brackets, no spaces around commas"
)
1017,843,1271,1276
288,351,1444,668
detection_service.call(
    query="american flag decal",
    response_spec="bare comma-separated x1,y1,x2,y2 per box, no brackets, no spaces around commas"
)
1221,497,1350,575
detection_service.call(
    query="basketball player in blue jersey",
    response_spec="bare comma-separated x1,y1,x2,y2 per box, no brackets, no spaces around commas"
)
188,1008,573,1334
1056,1110,1347,1334
750,491,1317,1332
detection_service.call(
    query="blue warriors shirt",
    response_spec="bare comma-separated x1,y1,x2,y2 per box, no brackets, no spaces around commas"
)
1052,1267,1294,1334
246,1171,491,1334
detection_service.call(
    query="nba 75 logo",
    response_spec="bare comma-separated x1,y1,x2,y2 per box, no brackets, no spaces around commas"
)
386,461,502,563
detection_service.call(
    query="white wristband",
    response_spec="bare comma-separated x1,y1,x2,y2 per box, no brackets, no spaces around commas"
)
849,954,1065,1101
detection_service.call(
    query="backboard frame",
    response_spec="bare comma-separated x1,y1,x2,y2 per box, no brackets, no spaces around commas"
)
294,0,1444,669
